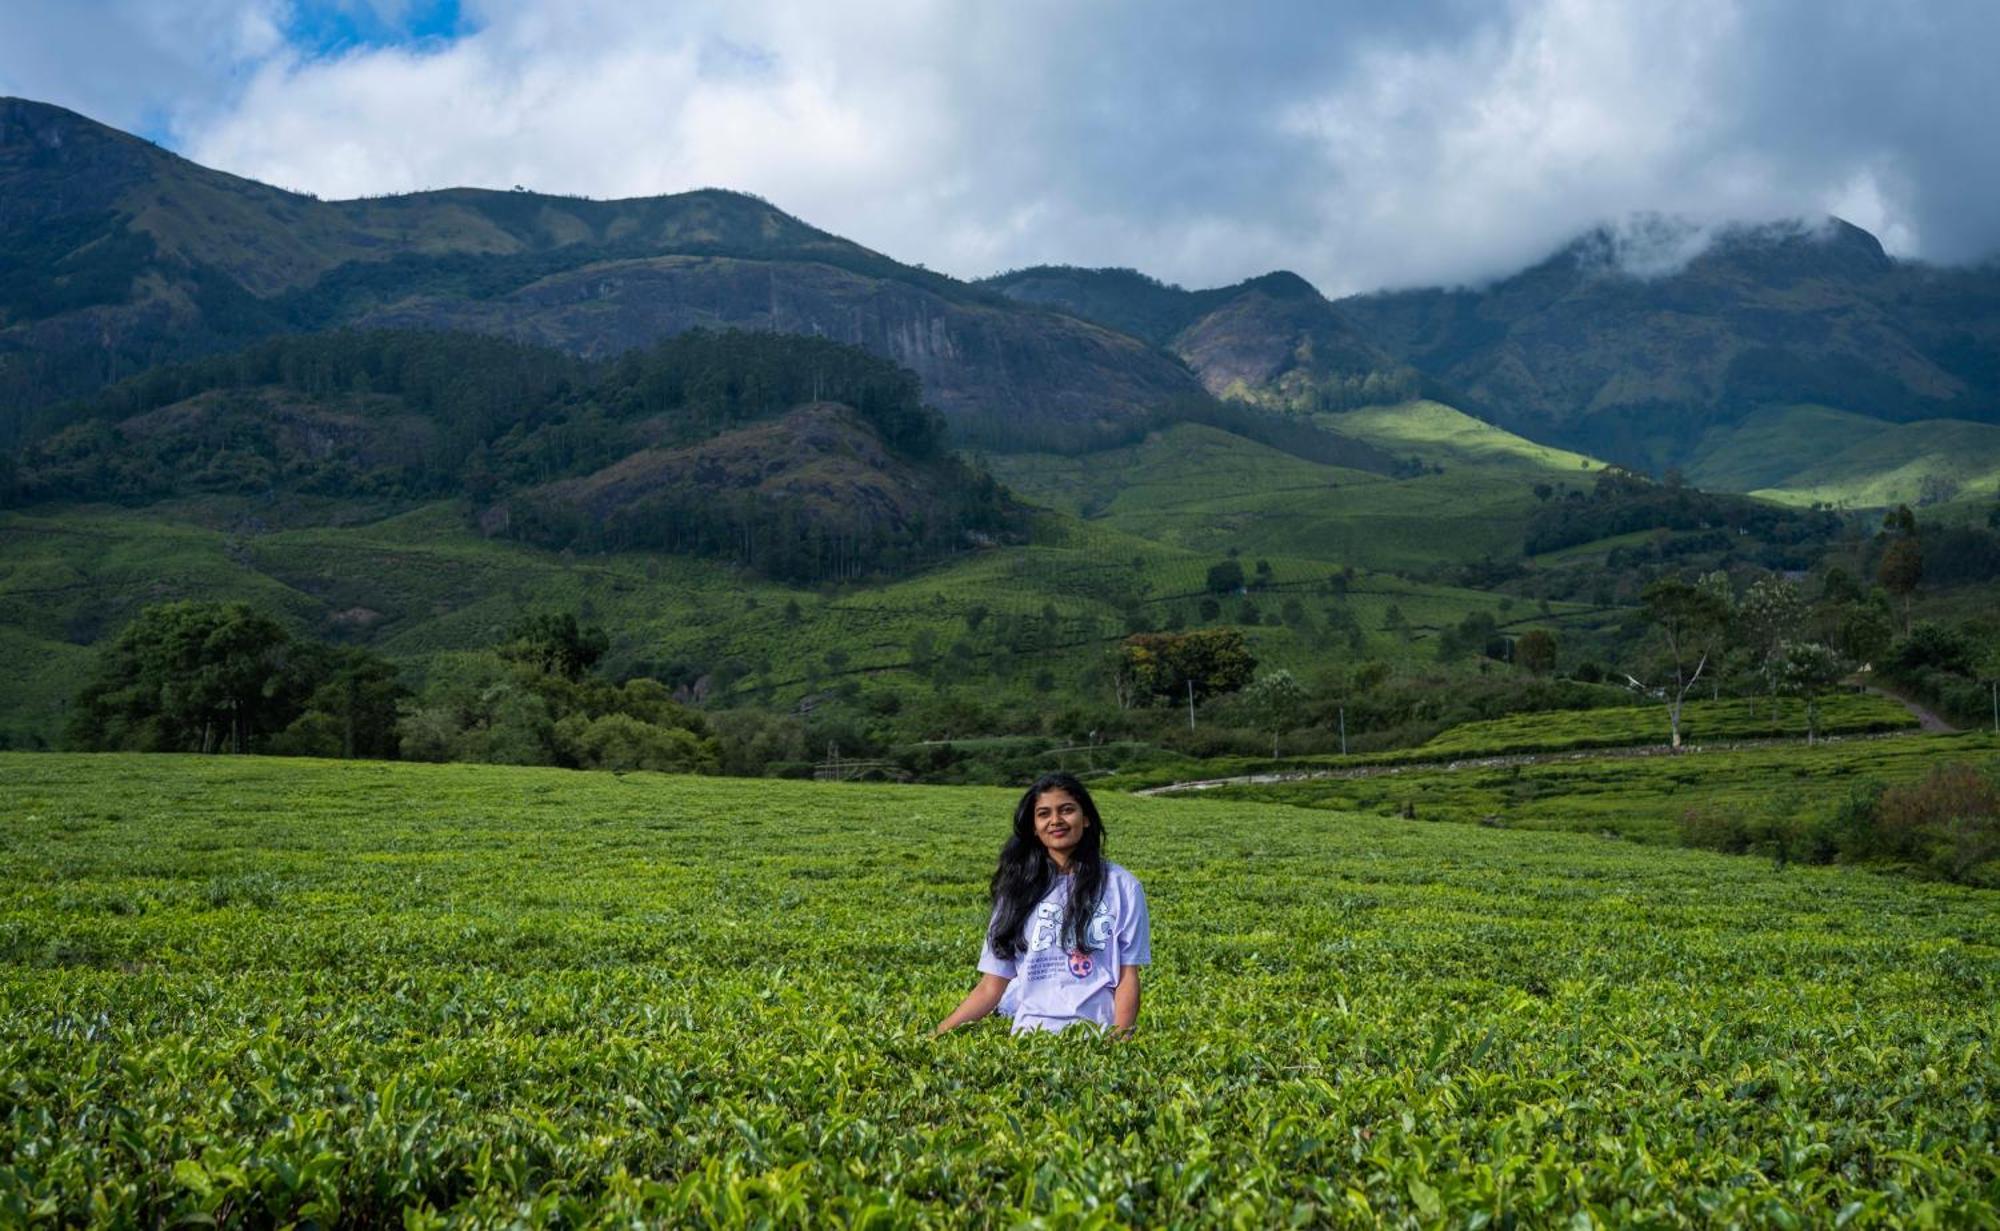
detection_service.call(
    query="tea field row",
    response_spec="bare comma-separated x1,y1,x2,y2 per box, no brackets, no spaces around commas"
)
2,753,1995,1225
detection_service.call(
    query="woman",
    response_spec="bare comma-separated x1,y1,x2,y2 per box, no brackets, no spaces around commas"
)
934,772,1151,1036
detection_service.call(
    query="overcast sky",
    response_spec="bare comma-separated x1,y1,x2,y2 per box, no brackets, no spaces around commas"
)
5,0,1998,294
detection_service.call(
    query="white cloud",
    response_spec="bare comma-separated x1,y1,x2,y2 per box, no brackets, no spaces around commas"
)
0,0,285,134
8,0,2000,292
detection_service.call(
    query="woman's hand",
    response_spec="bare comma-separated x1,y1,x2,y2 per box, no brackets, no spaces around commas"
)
934,973,1011,1035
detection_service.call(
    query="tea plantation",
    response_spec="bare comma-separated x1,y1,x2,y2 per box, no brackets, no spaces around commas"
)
2,753,1996,1226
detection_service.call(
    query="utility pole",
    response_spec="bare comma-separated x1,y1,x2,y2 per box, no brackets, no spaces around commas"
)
1187,680,1196,732
1339,705,1347,756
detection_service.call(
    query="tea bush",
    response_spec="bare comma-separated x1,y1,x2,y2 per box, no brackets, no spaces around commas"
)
2,753,1996,1225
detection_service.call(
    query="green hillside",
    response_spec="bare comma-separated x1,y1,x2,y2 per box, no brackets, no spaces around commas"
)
1682,404,1889,491
0,487,1620,749
2,380,1875,753
1325,400,1606,475
985,420,1566,571
4,753,1995,1224
1682,403,2000,508
1752,417,2000,509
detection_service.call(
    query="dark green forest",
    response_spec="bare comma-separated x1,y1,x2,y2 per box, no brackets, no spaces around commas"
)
3,329,1022,583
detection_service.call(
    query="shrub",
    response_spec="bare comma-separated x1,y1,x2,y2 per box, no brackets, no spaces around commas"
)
1679,802,1821,866
553,713,720,774
1875,762,2000,883
1811,783,1886,864
1677,805,1754,855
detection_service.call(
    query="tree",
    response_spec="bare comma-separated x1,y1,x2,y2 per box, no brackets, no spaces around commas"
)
1979,644,2000,735
1115,629,1256,709
1878,538,1923,634
268,646,405,759
1436,610,1501,663
1765,641,1845,744
1737,575,1805,710
1639,578,1730,749
1515,629,1558,675
1829,601,1894,667
69,601,299,754
1242,670,1306,757
499,612,609,681
1738,577,1804,659
1205,559,1245,595
553,712,719,773
1820,566,1862,604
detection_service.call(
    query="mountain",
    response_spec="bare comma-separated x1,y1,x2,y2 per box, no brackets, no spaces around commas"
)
988,219,2000,489
983,266,1419,412
0,97,1201,452
1337,218,2000,471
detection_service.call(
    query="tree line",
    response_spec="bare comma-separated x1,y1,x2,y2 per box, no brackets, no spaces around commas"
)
1524,468,1842,561
65,602,722,774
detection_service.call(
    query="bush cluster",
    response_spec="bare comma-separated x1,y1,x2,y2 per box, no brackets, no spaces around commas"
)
1678,760,2000,885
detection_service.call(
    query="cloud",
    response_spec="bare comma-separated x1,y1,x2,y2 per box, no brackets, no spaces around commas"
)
0,0,285,139
8,0,2000,293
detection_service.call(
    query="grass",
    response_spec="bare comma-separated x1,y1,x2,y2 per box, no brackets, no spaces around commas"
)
1,752,1996,1224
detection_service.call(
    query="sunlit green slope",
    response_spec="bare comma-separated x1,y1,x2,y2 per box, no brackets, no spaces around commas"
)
1323,400,1607,475
1752,418,2000,509
1682,404,1890,491
1681,403,2000,508
984,417,1591,572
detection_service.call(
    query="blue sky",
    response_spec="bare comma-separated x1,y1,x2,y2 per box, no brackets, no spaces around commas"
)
283,0,469,59
4,1,1999,294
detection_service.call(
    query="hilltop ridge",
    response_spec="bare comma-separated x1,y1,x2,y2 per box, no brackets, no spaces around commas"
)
0,97,1206,452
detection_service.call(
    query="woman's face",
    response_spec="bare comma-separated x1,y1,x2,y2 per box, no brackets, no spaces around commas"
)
1032,789,1088,861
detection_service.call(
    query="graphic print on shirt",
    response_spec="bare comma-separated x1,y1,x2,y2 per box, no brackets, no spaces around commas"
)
1020,893,1117,982
1025,898,1115,954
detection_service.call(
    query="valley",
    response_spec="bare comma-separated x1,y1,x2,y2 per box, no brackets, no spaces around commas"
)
2,93,1996,824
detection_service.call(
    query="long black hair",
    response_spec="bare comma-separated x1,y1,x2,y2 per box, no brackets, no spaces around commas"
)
987,772,1108,960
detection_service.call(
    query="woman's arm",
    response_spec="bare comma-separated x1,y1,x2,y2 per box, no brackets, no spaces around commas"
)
1112,965,1141,1037
935,973,1011,1035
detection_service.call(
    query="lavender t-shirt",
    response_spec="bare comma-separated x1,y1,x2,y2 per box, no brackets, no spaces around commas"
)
977,863,1151,1033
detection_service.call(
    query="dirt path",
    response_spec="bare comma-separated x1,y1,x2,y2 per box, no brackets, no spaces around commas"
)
1132,729,1928,796
1858,684,1958,734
